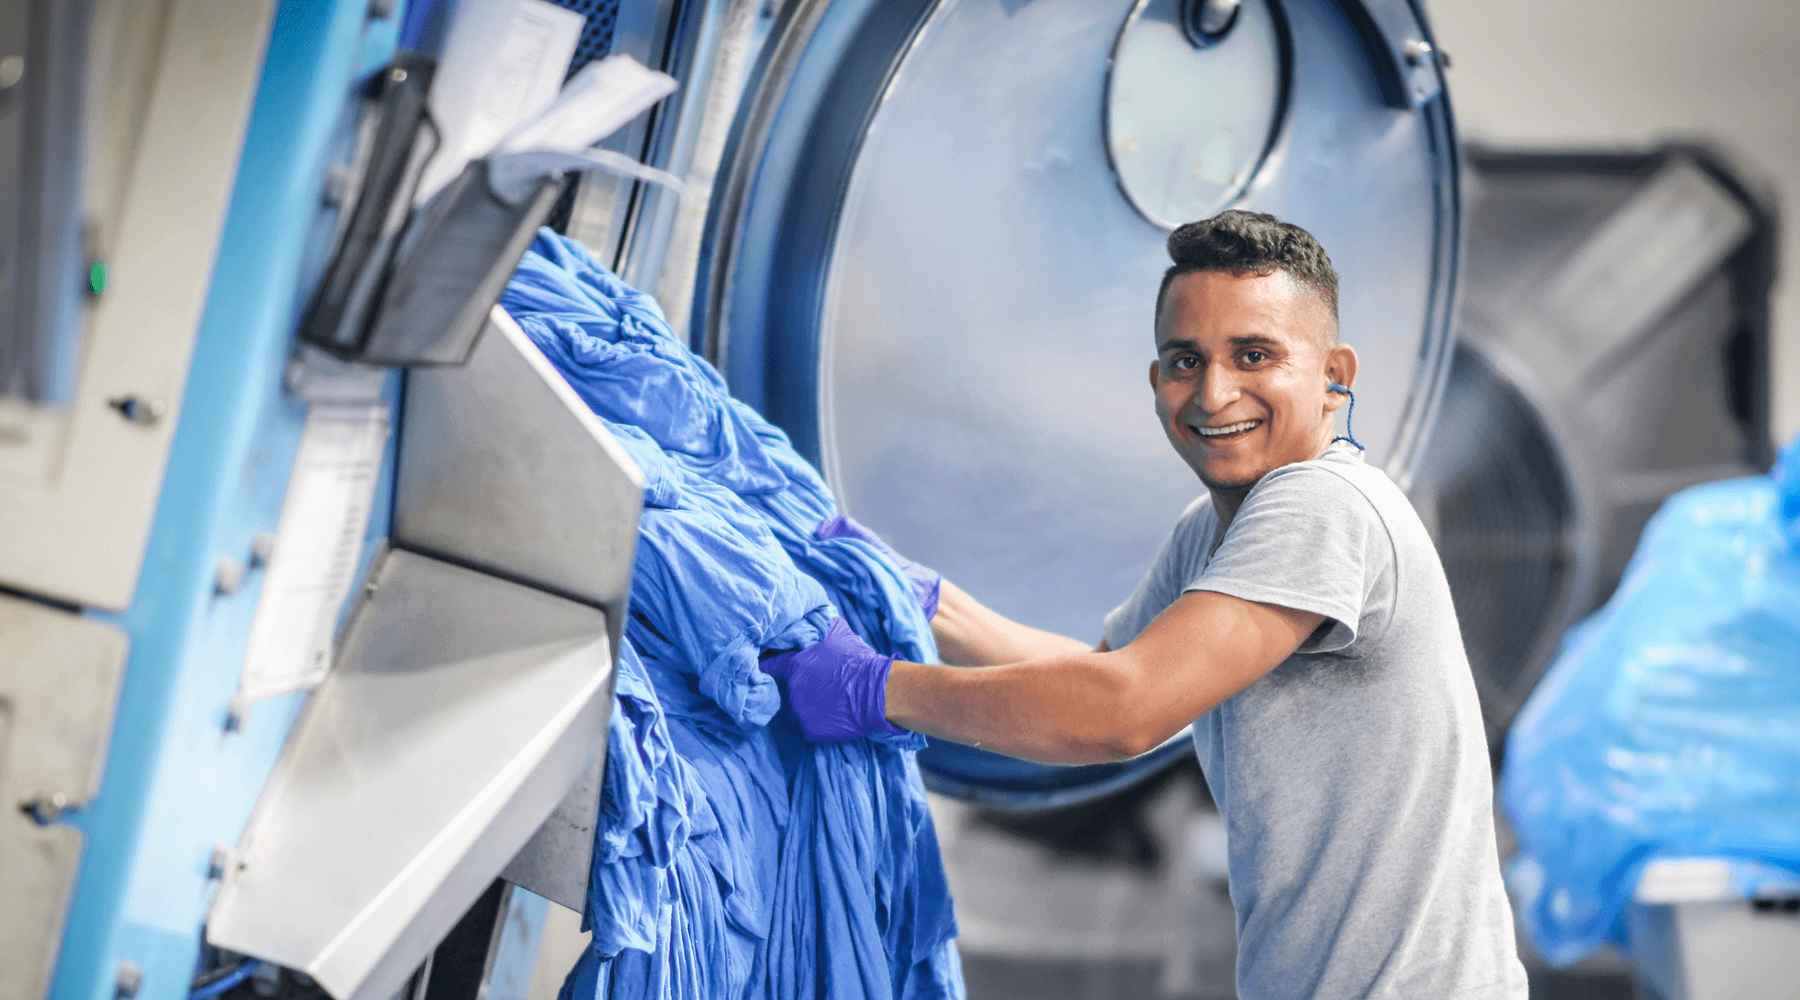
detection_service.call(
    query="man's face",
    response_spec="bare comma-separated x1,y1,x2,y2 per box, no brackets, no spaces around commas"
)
1150,269,1354,492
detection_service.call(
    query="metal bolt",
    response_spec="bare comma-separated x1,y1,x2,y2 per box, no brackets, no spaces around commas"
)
323,164,355,207
207,846,230,879
389,66,408,85
223,696,247,734
215,557,247,595
1181,0,1240,47
107,395,165,426
1195,0,1240,35
1403,38,1440,67
0,55,23,91
250,532,277,568
19,791,74,825
115,961,143,1000
283,357,309,395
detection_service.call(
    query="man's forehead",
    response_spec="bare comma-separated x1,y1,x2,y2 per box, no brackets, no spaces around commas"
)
1155,269,1334,348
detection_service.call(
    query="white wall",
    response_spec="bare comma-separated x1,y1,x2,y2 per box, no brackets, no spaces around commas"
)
1429,0,1800,443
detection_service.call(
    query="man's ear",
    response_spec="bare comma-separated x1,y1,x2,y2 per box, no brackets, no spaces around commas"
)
1147,359,1160,392
1323,342,1359,412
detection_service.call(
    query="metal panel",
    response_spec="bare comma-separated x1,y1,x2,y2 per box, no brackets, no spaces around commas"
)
0,596,127,1000
501,753,603,913
0,0,275,609
396,306,643,653
206,550,614,1000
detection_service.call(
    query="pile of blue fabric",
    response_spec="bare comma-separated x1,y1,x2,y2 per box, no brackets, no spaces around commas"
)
500,231,963,1000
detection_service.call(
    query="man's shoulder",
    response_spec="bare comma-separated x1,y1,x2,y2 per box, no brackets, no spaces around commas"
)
1252,445,1396,516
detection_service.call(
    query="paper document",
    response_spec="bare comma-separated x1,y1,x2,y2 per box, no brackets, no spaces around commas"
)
415,0,585,203
238,403,390,702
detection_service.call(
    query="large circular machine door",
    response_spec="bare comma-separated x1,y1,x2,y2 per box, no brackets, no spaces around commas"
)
701,0,1459,808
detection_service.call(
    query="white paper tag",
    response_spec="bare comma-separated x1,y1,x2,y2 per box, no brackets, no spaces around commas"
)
415,0,586,204
238,403,389,702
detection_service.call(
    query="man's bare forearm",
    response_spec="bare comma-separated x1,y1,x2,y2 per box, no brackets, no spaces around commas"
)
931,579,1099,666
884,654,1152,764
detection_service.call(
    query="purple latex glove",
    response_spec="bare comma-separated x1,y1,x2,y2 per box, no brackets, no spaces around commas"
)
814,514,943,620
761,618,906,743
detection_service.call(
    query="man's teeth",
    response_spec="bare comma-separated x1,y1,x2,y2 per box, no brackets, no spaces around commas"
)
1194,419,1260,438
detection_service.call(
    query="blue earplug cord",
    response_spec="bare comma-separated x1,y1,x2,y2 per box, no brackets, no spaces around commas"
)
1328,382,1364,451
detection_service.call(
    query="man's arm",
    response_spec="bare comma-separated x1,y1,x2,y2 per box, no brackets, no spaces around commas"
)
888,590,1322,764
932,579,1104,665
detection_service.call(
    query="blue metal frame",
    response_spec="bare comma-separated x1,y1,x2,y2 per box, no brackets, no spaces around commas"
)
52,4,403,997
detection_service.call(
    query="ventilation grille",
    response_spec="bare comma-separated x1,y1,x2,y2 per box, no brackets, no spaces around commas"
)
549,0,622,76
1421,345,1578,743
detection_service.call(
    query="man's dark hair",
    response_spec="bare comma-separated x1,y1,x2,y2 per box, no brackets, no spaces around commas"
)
1155,209,1340,329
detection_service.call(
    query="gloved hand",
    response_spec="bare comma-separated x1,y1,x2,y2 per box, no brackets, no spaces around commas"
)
815,514,943,620
761,618,906,743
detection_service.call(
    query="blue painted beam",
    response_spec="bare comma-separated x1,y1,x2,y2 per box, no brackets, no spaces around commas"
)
52,3,402,998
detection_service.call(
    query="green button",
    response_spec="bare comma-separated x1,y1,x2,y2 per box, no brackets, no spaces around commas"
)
87,260,107,297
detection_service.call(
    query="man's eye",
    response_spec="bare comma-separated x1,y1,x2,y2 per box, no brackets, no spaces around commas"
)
1241,350,1268,365
1172,355,1199,371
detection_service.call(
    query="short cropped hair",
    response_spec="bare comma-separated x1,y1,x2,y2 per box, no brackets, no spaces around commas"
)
1155,210,1340,329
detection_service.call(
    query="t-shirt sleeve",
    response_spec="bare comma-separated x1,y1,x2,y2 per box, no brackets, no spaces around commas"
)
1185,466,1385,654
1102,499,1209,650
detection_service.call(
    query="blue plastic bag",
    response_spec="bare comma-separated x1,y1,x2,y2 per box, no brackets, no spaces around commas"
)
1500,436,1800,964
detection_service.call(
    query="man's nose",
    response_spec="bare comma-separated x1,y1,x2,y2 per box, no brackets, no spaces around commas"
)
1198,362,1241,413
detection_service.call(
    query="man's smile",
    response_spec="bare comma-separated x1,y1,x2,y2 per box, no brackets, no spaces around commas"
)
1187,418,1262,441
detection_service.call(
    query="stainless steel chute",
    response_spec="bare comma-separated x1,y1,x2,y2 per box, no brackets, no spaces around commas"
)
699,0,1458,807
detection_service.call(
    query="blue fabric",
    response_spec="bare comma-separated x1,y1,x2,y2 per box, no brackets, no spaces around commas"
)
1501,435,1800,964
500,231,962,1000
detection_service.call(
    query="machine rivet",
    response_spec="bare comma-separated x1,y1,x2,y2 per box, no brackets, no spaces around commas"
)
215,557,247,595
1181,0,1241,47
250,533,277,568
114,961,143,1000
223,693,251,735
207,846,230,879
322,164,355,207
107,395,165,426
1403,38,1446,68
19,791,75,825
0,55,24,91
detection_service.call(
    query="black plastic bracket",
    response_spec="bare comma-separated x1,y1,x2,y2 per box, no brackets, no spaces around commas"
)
299,57,564,368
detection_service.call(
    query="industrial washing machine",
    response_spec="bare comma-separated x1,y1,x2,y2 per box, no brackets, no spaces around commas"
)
2,1,1460,996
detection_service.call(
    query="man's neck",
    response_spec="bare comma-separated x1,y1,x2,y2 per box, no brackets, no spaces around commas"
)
1209,485,1252,531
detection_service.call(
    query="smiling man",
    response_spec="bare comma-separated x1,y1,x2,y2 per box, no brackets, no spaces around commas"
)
769,210,1528,999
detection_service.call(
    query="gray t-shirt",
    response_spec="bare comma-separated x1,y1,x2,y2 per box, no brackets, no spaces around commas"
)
1104,443,1527,999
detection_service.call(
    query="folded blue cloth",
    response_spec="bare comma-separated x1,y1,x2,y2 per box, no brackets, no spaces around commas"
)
502,231,963,1000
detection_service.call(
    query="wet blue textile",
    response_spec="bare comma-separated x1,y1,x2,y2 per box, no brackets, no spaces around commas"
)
500,231,962,1000
1501,435,1800,964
